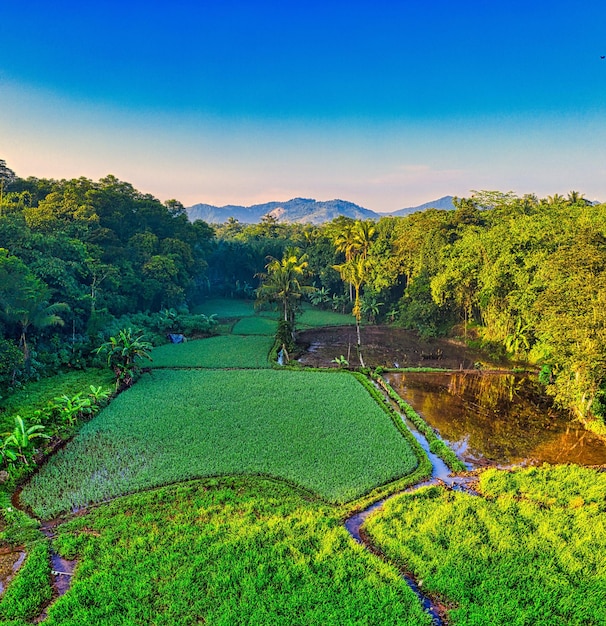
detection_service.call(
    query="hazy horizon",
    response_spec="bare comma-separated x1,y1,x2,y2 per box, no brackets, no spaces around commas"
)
2,1,606,212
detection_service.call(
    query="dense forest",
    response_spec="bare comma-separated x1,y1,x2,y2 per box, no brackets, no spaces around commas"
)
1,159,606,431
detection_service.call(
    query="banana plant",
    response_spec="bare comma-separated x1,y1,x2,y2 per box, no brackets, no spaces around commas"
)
3,416,49,465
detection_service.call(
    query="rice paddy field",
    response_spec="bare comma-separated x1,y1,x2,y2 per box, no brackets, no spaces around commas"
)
42,478,433,626
150,334,274,368
20,369,420,518
4,300,606,624
364,464,606,626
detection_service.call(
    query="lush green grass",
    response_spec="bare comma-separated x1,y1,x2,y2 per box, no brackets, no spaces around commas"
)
0,540,51,622
0,369,114,431
365,465,606,626
192,298,259,319
41,477,431,626
21,370,420,517
150,335,274,369
192,297,354,329
298,306,355,328
232,316,278,336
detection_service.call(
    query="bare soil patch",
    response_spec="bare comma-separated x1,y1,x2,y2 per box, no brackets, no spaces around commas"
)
296,325,487,370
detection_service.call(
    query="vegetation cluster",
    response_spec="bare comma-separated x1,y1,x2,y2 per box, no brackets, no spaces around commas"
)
365,464,606,625
21,368,420,517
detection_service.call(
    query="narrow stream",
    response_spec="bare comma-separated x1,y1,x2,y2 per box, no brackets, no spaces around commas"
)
344,404,476,626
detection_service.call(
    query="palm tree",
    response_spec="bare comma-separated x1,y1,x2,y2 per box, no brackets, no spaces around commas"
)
333,255,368,367
4,281,69,370
256,248,312,324
352,220,376,260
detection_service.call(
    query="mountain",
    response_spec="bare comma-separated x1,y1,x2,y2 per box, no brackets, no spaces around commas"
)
386,196,455,217
186,196,455,224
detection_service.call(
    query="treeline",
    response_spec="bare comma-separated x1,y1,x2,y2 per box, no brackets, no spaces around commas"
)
210,190,606,428
0,161,214,393
2,156,605,428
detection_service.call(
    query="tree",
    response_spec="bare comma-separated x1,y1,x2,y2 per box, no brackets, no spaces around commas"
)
0,160,17,212
0,250,69,369
256,248,312,324
333,255,368,367
96,328,153,390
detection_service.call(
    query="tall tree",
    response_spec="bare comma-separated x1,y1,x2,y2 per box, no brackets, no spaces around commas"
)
333,255,368,367
256,248,312,324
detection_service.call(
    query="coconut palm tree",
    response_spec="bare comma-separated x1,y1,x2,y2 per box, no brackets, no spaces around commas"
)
256,248,313,325
333,255,368,367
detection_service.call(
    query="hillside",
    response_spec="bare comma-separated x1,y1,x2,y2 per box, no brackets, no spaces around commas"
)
186,196,455,224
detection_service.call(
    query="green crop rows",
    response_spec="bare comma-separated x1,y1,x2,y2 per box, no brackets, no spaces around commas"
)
21,370,419,518
297,306,355,328
231,316,278,335
41,477,431,625
365,464,606,626
150,335,274,369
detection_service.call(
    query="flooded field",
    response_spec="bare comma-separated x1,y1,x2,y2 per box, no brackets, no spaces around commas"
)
297,325,487,369
385,371,606,467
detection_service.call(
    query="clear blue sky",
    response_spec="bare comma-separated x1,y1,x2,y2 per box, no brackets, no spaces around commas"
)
1,0,606,211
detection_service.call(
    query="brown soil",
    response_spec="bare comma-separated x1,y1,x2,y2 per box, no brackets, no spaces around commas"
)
296,325,488,370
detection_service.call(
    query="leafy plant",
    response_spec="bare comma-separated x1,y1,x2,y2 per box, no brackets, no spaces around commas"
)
51,392,94,425
332,355,349,368
96,328,153,390
3,416,49,465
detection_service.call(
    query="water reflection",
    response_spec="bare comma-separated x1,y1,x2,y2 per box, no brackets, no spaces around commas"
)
385,371,606,467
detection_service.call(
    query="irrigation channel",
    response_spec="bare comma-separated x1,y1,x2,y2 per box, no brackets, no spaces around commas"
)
344,382,478,626
344,370,606,624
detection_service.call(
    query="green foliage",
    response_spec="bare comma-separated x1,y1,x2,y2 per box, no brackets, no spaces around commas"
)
365,465,606,626
151,335,274,369
0,540,51,622
95,328,152,390
2,416,49,466
332,355,349,367
21,369,419,517
256,247,314,324
44,478,431,625
0,369,114,432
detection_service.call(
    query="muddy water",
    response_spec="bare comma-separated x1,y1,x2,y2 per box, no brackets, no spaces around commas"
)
0,550,26,594
385,371,606,467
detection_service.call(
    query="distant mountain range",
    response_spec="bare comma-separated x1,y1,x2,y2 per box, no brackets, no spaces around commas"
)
186,196,455,225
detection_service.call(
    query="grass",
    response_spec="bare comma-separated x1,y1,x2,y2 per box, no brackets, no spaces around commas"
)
365,464,606,626
20,369,420,517
0,369,114,431
297,306,355,328
0,540,51,622
232,316,278,335
150,335,274,369
42,477,432,626
192,298,258,319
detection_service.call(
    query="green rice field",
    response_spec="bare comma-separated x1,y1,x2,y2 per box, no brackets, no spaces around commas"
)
21,370,419,518
297,306,355,328
42,478,432,625
231,316,278,335
151,334,274,368
364,464,606,626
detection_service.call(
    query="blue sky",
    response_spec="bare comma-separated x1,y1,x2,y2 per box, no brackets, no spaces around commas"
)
1,1,606,211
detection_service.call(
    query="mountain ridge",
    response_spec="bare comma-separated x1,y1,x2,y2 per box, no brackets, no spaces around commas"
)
186,196,455,224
